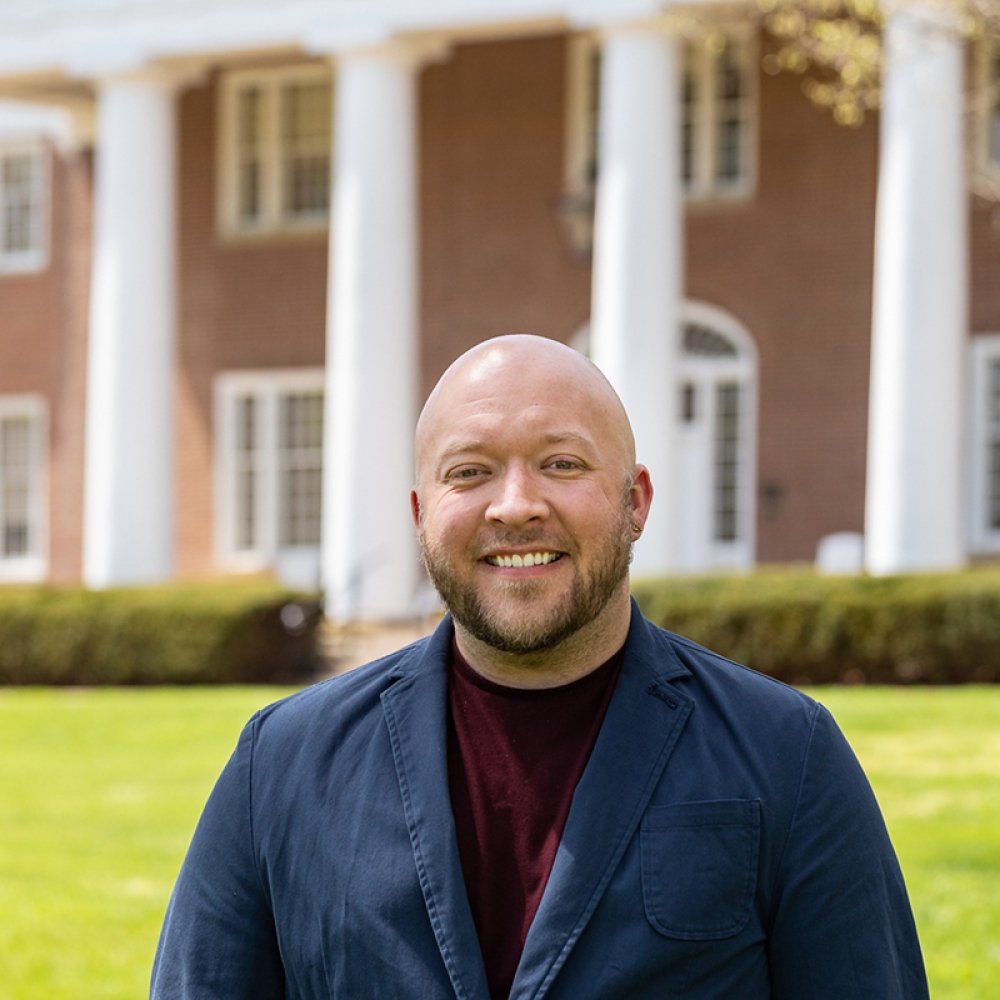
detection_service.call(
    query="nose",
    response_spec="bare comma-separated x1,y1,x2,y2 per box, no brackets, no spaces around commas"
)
485,465,549,528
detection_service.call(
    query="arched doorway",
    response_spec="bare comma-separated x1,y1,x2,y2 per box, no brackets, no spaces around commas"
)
676,303,756,571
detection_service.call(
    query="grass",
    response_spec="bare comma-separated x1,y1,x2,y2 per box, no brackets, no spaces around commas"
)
0,686,291,1000
0,684,997,998
815,686,1000,997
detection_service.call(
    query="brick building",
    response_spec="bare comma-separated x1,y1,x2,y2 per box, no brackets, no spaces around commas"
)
0,0,997,620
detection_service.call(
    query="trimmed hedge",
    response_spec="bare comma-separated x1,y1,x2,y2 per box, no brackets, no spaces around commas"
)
7,569,998,686
0,582,323,685
631,568,1000,685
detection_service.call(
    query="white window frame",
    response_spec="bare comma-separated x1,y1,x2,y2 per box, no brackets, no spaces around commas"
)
563,27,758,212
681,28,757,201
217,64,333,238
215,369,325,576
0,142,48,274
0,394,47,581
969,334,1000,553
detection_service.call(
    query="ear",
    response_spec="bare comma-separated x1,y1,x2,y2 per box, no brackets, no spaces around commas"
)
628,465,653,531
410,489,422,528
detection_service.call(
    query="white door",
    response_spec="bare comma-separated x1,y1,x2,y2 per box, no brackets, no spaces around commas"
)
676,315,755,571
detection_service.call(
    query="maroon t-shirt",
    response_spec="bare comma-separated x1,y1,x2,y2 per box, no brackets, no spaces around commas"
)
447,643,624,1000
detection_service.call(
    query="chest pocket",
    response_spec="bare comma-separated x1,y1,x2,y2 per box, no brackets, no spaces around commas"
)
640,798,760,940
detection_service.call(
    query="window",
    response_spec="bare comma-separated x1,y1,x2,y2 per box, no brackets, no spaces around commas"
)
713,381,741,543
219,66,332,236
683,33,755,198
216,370,324,574
0,396,46,580
970,336,1000,552
564,28,756,215
0,144,46,272
973,39,1000,189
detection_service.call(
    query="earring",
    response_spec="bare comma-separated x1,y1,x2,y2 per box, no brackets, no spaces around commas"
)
631,521,643,534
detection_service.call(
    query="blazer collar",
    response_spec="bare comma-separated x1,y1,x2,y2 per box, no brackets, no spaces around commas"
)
380,617,491,1000
511,604,693,998
381,604,693,1000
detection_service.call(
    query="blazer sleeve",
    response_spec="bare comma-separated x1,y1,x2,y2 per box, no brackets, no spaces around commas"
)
767,704,929,999
150,716,285,999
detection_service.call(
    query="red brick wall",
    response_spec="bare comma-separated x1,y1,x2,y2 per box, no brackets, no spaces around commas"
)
419,34,592,394
47,150,92,582
175,71,329,576
971,196,1000,333
688,60,880,562
0,145,91,582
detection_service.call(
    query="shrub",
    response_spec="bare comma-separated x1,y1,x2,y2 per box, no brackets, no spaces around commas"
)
0,582,324,685
631,568,1000,684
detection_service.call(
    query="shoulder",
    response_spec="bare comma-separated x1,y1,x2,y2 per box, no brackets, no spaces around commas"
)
628,611,824,742
244,630,445,763
672,629,816,710
628,613,867,825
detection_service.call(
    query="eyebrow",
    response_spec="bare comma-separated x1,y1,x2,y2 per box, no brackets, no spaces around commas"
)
433,430,598,467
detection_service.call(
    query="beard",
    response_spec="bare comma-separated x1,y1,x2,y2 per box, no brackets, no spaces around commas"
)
418,494,634,655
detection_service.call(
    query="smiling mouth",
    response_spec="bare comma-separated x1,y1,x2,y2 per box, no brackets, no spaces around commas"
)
485,552,563,568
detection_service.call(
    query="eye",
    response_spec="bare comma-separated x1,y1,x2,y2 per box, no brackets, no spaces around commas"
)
546,457,584,472
445,465,488,483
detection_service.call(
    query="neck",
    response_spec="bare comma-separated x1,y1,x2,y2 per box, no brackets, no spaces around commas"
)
453,589,632,690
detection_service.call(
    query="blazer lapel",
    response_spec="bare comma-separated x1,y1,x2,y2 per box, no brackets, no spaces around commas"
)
380,617,490,1000
510,608,693,1000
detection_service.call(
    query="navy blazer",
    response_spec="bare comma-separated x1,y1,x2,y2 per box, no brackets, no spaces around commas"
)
151,605,928,999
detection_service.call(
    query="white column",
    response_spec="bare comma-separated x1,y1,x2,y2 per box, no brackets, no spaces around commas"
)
83,71,177,587
589,22,683,577
322,44,421,622
865,1,967,574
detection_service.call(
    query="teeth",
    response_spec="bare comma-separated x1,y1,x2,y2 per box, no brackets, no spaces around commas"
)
487,552,560,568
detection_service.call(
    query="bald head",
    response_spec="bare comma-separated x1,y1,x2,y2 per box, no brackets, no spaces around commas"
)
415,335,636,486
411,334,652,682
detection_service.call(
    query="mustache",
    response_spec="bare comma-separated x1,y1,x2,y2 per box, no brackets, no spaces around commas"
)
472,531,570,555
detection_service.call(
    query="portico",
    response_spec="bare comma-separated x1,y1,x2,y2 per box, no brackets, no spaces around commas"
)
0,0,980,617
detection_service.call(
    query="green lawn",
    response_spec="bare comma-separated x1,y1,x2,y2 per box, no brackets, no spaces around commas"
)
0,687,288,1000
815,686,1000,998
0,685,997,998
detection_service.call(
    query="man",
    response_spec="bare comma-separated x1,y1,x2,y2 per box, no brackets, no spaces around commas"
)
151,335,928,999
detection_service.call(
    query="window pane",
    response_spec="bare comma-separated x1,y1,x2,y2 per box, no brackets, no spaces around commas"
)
278,391,323,546
2,153,39,255
281,82,331,218
713,383,741,543
236,86,264,223
684,322,738,358
988,360,1000,530
715,43,747,185
0,416,32,558
586,47,602,184
234,396,257,551
990,441,1000,530
681,60,697,185
680,382,697,423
